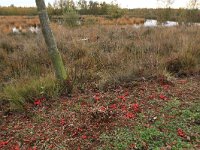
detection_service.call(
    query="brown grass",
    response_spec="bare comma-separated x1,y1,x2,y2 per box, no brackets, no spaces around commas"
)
0,16,40,34
0,16,146,34
79,15,145,25
0,22,200,90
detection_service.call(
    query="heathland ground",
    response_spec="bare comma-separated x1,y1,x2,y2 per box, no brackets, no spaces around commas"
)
0,16,200,149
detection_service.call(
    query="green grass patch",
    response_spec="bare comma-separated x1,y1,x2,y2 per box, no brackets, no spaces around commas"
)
99,128,135,150
0,74,61,110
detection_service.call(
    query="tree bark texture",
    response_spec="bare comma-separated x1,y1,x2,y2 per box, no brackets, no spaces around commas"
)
35,0,67,81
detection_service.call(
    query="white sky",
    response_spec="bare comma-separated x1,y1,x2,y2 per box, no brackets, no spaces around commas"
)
0,0,194,8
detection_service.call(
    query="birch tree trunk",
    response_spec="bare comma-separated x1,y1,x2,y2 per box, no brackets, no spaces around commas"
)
35,0,67,81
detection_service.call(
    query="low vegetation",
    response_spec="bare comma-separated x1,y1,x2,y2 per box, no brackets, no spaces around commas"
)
0,16,200,149
0,22,200,108
0,76,199,149
1,0,200,23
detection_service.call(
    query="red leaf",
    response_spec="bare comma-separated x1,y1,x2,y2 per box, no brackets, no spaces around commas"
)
93,94,100,102
0,140,9,148
132,103,139,112
125,112,135,119
81,135,87,139
78,128,83,132
148,94,156,99
13,143,20,150
118,95,126,102
124,91,129,96
99,106,107,112
159,94,167,100
177,128,186,137
34,97,46,106
163,85,170,90
109,104,117,110
60,119,65,125
48,144,54,149
34,100,41,105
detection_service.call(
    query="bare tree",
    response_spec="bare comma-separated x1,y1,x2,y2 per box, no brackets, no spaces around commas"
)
157,0,175,8
35,0,68,82
157,0,175,23
188,0,199,9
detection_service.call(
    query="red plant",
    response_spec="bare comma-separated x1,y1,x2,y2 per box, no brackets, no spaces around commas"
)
125,112,135,119
34,100,41,105
48,145,54,149
148,94,156,100
60,119,65,125
28,146,37,150
124,91,129,96
99,106,107,112
13,143,20,150
177,128,186,137
132,103,139,112
0,140,9,148
163,85,170,90
93,94,100,102
78,128,83,132
118,95,126,102
159,94,167,100
33,147,37,150
81,135,87,139
34,97,46,105
72,128,83,137
109,104,117,110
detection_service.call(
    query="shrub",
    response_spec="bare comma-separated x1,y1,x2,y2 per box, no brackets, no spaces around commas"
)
63,9,80,27
107,4,124,19
165,52,198,75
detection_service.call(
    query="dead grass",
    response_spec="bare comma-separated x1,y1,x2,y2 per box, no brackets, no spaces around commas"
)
0,16,40,34
80,15,145,25
0,22,200,109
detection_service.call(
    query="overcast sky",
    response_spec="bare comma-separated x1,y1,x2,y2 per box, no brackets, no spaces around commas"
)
0,0,193,8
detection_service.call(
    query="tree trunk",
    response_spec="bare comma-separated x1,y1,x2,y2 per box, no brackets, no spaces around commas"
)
35,0,67,81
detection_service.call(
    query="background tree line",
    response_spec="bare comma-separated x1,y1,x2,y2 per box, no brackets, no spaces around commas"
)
0,0,199,23
126,8,200,23
47,0,124,18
